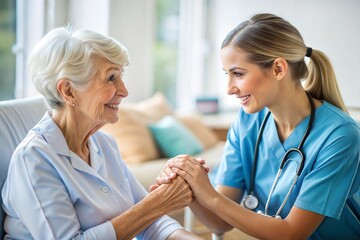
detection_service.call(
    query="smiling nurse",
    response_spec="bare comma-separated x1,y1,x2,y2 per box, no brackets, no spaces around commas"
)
154,13,360,239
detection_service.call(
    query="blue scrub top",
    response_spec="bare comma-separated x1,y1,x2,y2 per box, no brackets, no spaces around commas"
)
216,102,360,239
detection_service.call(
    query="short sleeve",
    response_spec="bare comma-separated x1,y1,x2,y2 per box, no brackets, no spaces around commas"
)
215,114,246,189
215,109,267,191
296,123,360,219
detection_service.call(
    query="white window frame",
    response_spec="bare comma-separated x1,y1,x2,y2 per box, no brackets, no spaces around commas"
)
176,0,206,113
14,0,46,98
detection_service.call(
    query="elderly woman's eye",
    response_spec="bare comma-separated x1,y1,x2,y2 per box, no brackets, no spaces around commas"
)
108,75,116,82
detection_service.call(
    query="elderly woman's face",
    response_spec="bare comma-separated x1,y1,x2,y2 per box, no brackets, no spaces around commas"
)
75,58,128,126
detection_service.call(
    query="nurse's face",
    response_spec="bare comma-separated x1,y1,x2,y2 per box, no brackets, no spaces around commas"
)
74,58,128,126
221,45,277,114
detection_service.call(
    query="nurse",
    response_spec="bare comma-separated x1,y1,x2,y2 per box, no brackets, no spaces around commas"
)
153,13,360,239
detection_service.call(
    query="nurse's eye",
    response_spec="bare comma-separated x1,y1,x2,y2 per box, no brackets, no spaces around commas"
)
233,72,244,77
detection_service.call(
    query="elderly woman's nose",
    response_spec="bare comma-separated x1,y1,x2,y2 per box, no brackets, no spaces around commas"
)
117,80,129,97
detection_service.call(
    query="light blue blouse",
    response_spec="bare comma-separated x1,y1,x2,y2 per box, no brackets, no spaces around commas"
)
216,102,360,239
1,112,181,239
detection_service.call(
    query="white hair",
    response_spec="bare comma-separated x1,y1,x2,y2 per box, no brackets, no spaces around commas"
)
28,26,130,108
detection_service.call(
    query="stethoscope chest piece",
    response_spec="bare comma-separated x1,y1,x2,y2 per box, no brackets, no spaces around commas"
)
243,194,258,210
243,92,315,218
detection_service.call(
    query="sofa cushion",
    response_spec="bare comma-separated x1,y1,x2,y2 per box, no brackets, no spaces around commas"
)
149,116,204,158
102,92,221,165
101,92,172,164
177,115,219,149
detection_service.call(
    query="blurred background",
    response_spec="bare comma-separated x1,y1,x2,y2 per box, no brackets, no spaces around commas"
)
1,0,359,115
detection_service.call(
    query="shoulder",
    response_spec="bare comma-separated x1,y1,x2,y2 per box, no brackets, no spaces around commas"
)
9,130,59,178
312,102,360,160
315,102,360,137
318,102,358,124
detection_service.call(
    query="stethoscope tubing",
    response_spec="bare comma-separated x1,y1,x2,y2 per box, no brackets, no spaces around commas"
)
245,92,315,217
249,111,271,196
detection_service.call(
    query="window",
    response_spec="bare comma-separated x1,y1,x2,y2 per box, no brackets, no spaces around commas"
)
0,0,16,101
153,0,208,112
153,0,180,107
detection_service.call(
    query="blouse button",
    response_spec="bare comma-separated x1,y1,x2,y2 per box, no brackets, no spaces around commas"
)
101,186,109,193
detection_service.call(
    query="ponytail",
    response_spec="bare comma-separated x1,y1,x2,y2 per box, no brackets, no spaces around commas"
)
304,49,348,113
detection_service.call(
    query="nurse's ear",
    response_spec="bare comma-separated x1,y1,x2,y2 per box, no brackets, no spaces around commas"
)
273,58,288,81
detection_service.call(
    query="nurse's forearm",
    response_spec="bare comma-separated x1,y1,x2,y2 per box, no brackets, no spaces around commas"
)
204,193,285,239
203,192,321,240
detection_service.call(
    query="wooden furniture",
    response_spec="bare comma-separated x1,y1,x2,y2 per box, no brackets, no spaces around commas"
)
198,112,237,141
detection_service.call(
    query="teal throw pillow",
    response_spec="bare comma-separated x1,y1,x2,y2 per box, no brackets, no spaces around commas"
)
149,116,204,158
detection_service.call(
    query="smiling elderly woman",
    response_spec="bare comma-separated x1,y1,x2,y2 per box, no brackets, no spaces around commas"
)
1,27,202,240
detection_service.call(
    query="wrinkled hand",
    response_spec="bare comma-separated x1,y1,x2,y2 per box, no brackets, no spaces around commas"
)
153,177,194,213
166,155,216,206
149,155,209,192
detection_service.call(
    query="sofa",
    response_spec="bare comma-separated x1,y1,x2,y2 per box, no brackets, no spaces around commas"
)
0,93,225,238
0,96,50,238
101,92,225,190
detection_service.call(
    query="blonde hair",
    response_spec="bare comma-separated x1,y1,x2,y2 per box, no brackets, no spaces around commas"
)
221,13,347,113
28,26,130,108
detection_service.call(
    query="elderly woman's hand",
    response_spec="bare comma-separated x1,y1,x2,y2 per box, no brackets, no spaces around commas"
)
152,177,194,213
165,155,216,206
149,155,209,192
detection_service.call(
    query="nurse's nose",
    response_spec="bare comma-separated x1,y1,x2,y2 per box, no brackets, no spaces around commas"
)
227,78,238,96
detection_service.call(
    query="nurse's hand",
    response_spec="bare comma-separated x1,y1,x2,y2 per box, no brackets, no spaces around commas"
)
166,155,216,206
149,155,209,192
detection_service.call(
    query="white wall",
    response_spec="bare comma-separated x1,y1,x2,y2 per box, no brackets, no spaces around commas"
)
24,0,360,110
66,0,155,102
176,0,206,113
207,0,360,110
68,0,109,35
107,0,155,102
23,0,154,102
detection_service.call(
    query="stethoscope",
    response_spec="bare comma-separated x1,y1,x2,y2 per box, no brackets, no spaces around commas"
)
243,92,315,219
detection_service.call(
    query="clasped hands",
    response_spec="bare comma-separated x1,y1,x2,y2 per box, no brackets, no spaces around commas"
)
149,154,215,205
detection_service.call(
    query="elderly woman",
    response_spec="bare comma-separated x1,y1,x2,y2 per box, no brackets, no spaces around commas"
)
1,27,202,240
